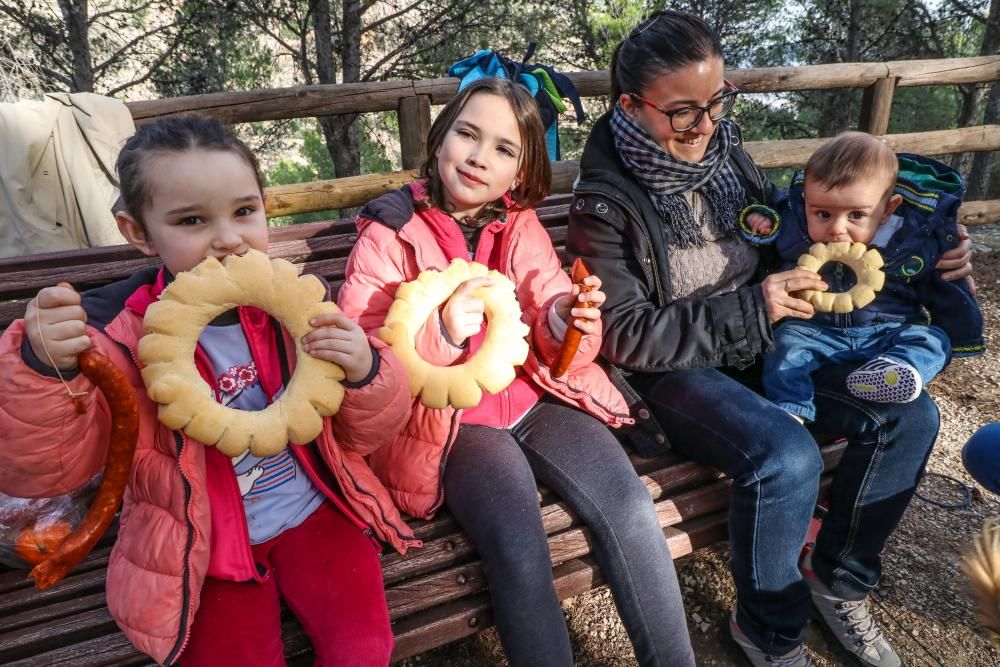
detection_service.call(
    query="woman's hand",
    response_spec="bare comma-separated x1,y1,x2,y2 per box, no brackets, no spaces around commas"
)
555,275,606,335
761,269,828,324
936,223,975,294
25,282,91,371
441,277,494,346
302,312,374,384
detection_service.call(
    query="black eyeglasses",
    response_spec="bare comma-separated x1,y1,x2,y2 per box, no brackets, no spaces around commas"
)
629,81,740,132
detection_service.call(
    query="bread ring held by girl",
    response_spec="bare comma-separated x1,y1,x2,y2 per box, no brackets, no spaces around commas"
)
796,241,886,313
138,250,346,457
378,258,530,409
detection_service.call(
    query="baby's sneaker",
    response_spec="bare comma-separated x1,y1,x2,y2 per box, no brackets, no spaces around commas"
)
846,357,921,403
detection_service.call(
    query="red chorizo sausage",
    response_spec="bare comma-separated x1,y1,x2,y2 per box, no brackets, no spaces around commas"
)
28,348,140,590
550,258,594,379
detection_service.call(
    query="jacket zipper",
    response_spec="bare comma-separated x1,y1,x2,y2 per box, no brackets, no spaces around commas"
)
336,450,416,546
105,326,197,665
574,186,666,306
163,433,196,665
431,410,462,514
397,225,464,518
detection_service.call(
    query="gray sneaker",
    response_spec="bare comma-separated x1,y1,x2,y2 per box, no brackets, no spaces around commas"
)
729,611,815,667
802,558,902,666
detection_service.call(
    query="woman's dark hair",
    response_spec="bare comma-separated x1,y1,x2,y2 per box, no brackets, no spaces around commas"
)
116,116,264,224
421,77,551,227
610,10,724,99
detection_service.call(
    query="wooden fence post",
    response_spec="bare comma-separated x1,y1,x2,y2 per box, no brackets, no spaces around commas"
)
859,76,897,135
398,95,432,169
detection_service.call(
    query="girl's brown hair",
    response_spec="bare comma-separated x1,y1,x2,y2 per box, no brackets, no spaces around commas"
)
116,116,264,225
421,77,551,227
805,131,898,195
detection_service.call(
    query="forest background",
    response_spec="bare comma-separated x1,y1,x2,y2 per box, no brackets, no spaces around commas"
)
1,0,998,226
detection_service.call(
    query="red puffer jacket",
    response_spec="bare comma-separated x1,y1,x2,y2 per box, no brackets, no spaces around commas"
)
0,268,418,665
337,182,634,520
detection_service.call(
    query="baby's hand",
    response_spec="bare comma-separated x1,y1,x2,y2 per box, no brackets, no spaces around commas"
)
555,275,606,335
441,277,493,345
747,212,774,235
302,312,374,384
25,282,91,371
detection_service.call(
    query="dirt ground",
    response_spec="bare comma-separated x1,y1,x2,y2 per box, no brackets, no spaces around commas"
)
401,240,1000,667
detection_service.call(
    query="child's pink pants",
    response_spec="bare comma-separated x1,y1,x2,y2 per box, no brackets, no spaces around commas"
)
180,502,393,666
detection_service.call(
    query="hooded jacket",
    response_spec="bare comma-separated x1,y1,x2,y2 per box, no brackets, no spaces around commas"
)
337,182,633,520
0,267,418,665
566,113,777,452
773,153,985,356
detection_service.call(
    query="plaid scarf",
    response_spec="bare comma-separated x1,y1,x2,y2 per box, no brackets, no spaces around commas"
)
610,103,744,248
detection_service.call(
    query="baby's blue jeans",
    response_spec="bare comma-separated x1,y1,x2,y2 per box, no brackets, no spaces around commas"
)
763,320,951,422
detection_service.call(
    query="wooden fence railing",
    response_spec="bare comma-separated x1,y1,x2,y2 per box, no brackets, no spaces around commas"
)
124,56,1000,224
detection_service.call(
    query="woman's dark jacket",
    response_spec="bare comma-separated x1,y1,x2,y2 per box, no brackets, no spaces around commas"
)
567,112,779,454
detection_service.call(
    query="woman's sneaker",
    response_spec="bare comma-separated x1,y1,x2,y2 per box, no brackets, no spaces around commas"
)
846,357,921,403
729,611,815,666
801,554,902,666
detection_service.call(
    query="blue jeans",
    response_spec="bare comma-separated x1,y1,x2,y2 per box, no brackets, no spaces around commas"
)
641,363,939,655
963,423,1000,494
444,400,695,667
763,321,951,422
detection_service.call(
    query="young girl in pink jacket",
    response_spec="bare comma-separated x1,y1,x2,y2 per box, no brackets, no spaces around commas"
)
338,77,695,666
0,117,418,666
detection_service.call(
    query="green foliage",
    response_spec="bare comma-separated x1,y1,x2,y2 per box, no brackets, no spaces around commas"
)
266,117,396,225
152,1,275,97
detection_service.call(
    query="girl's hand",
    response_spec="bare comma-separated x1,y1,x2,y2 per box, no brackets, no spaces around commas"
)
25,282,91,371
302,312,374,384
555,275,606,335
937,223,975,292
761,269,828,324
441,277,493,346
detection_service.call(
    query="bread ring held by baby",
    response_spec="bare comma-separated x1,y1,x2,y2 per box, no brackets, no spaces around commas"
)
138,249,346,457
378,258,530,409
796,241,886,313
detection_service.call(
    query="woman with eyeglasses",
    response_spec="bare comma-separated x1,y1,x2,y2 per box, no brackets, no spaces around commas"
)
567,9,971,667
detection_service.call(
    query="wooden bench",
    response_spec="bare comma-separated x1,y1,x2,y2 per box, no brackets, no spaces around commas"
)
0,194,846,665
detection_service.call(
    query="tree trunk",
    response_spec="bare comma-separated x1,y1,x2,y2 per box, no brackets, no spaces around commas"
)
967,81,1000,199
952,0,1000,178
57,0,93,92
953,84,985,175
313,0,360,180
817,0,861,136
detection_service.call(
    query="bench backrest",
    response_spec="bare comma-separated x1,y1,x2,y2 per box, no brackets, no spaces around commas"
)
0,195,573,332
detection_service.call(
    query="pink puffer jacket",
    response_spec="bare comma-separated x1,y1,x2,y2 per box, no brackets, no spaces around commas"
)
338,184,634,520
0,270,418,665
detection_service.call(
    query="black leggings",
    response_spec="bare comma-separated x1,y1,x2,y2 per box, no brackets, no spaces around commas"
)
444,400,695,667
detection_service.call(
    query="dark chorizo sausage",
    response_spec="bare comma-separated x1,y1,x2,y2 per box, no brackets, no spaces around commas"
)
550,258,594,379
29,348,140,590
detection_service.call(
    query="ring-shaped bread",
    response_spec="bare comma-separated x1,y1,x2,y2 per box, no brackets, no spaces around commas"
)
138,249,346,457
796,241,886,313
378,258,530,409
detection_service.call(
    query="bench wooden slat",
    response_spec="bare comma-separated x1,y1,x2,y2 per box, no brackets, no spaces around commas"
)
389,510,732,661
0,591,107,635
0,606,121,664
0,550,112,613
3,631,153,667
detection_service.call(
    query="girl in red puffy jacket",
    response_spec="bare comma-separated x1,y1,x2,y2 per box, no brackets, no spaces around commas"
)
0,117,417,666
338,77,696,667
